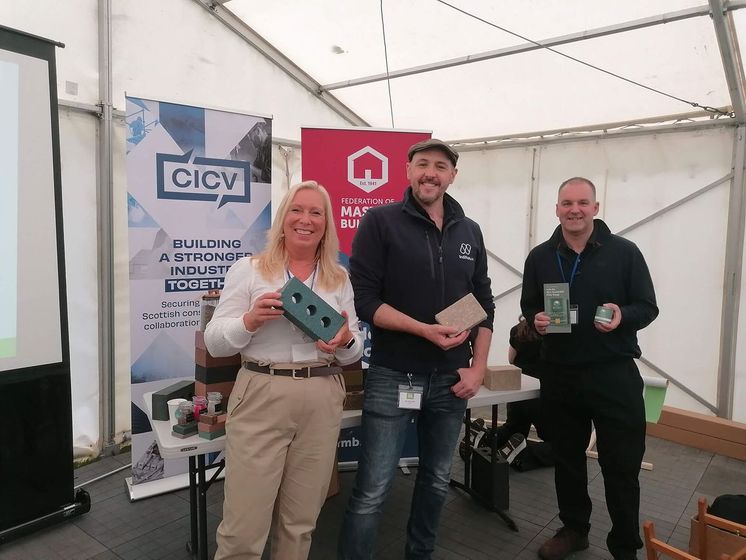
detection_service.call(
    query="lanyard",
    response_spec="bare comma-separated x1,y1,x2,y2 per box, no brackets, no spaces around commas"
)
556,251,581,287
286,264,317,291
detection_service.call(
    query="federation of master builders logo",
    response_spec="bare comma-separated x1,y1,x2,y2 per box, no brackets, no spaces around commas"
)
156,150,251,208
347,146,388,193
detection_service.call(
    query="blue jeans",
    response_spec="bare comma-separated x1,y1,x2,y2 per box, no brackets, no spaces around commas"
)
338,365,467,560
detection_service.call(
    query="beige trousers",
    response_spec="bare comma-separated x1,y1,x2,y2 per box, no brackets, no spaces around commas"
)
214,368,345,560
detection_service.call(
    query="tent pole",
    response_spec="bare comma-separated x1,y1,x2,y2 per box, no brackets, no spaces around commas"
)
717,126,746,419
97,0,116,452
709,0,746,122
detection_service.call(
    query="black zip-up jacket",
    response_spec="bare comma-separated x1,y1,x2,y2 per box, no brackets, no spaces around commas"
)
521,219,658,366
350,187,494,374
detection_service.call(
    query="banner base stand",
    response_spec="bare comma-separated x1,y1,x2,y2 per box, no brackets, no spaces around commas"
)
0,489,91,546
338,458,418,472
125,470,226,502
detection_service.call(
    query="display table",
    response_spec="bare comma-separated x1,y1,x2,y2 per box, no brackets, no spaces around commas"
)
143,392,226,560
144,374,540,558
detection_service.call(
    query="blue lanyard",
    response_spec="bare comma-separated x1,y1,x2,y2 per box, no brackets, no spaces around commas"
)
287,264,317,291
556,251,581,287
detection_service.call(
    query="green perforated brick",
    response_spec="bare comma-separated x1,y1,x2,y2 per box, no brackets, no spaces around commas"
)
172,420,198,435
279,276,345,343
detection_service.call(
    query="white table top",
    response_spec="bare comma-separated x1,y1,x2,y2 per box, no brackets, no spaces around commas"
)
144,391,227,460
145,374,540,459
467,374,540,408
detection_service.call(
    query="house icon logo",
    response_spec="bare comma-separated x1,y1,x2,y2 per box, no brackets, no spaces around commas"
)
347,146,388,193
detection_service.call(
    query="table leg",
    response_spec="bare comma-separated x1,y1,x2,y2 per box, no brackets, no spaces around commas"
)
463,408,472,488
185,456,197,556
197,453,208,560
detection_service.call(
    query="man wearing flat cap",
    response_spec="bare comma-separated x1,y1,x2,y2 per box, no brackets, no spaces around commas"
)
339,139,494,559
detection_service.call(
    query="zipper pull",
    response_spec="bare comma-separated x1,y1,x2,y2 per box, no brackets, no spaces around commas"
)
438,246,443,264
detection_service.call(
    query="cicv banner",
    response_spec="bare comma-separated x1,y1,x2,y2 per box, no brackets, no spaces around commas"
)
125,96,271,493
300,127,430,260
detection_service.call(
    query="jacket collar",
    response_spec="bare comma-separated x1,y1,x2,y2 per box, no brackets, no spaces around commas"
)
401,186,465,227
550,218,611,254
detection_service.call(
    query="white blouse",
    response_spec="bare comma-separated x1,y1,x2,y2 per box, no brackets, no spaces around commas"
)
204,256,364,367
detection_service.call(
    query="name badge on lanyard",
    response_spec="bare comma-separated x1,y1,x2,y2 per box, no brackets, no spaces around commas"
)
398,373,423,410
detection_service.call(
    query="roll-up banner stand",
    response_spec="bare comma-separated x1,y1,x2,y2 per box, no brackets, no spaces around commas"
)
0,25,90,545
301,127,431,467
125,97,272,500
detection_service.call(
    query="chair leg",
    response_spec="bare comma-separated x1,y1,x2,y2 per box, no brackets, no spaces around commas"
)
698,497,708,560
643,520,658,560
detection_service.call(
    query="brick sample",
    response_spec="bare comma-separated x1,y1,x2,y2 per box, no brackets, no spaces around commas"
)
435,293,487,335
279,276,345,342
482,365,522,391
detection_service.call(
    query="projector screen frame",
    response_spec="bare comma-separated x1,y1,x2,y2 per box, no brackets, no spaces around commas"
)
0,24,89,542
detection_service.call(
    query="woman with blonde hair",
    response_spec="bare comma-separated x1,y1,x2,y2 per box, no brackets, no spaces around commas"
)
206,180,364,559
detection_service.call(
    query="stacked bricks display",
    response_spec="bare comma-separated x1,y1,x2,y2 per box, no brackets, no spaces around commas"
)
197,412,227,440
279,276,345,343
342,360,364,411
194,330,241,399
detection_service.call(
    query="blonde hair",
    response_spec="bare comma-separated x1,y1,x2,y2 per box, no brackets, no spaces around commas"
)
255,181,347,291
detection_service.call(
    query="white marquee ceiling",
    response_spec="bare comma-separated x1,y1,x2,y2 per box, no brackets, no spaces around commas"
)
218,0,743,140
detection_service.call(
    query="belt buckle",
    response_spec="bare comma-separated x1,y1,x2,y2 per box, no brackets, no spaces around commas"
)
291,367,312,380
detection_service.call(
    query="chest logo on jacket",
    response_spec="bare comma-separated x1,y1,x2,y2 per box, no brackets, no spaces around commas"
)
459,243,475,261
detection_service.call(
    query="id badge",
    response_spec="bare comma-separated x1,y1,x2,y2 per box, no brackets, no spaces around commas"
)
569,305,579,325
292,342,318,362
398,384,423,410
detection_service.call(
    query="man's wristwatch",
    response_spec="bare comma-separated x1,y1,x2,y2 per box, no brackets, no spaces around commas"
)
342,337,356,350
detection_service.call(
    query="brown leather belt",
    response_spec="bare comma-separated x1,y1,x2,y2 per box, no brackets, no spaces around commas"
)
242,361,342,379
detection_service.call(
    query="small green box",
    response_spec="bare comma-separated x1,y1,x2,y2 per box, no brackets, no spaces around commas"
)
594,306,614,324
279,276,346,342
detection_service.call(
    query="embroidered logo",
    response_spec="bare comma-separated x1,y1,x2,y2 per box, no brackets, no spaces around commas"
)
458,243,475,262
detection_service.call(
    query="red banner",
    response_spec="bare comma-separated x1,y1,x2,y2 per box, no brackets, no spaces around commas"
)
301,127,430,257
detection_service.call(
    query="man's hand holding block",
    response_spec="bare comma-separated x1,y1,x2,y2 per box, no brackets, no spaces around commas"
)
435,293,487,335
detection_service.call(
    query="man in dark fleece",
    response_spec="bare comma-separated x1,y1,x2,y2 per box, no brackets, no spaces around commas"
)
338,139,494,560
521,177,658,560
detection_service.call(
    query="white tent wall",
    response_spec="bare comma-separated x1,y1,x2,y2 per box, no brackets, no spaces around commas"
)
452,126,740,419
59,108,101,457
4,1,746,457
1,0,100,106
1,1,103,457
2,0,358,457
